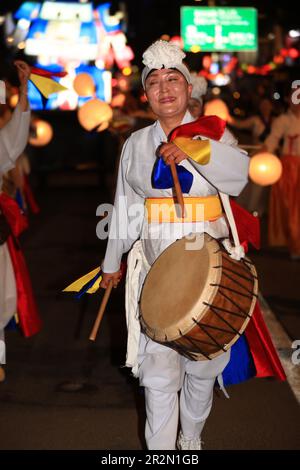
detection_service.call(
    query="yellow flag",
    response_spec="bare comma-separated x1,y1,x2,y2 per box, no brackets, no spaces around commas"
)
30,73,68,98
63,267,102,294
173,137,211,165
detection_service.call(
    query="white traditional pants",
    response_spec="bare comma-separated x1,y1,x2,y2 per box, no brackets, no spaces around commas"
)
138,332,230,450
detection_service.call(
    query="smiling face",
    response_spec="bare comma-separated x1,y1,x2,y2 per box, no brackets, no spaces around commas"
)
144,68,192,122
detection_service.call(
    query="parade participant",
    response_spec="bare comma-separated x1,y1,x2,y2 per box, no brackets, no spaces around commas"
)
228,97,274,145
99,40,250,450
188,73,207,119
0,61,41,383
264,83,300,259
227,98,275,217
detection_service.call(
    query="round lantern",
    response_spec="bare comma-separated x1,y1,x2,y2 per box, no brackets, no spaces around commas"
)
204,99,229,121
249,152,282,186
73,73,95,97
77,99,113,132
9,93,19,108
29,120,53,147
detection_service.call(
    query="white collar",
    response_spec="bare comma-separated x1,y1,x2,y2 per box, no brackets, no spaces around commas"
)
152,110,194,146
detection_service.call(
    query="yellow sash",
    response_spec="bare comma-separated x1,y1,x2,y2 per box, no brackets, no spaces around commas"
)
145,195,222,223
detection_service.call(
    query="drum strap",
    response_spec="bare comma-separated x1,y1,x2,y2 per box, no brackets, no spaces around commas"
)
217,373,230,399
219,192,245,261
125,240,150,377
145,195,222,223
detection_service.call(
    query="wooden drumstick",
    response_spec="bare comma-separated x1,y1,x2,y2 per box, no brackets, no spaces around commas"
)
89,280,113,341
170,160,185,218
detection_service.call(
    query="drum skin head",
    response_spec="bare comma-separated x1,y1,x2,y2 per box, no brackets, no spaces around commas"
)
140,233,258,360
140,233,222,342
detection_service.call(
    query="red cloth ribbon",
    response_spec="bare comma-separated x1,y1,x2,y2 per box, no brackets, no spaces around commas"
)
230,198,261,249
6,237,42,337
0,193,41,337
245,302,286,381
169,115,227,142
0,192,28,237
31,67,67,78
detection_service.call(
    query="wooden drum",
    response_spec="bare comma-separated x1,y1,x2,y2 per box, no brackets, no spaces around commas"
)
140,233,258,360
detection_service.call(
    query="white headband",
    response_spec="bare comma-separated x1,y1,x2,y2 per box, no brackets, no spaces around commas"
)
190,73,208,102
141,40,191,89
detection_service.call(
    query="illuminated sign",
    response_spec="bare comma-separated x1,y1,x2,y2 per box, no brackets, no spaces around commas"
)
40,1,93,22
181,7,257,52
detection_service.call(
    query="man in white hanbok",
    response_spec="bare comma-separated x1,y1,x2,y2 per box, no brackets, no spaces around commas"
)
100,41,249,450
0,61,31,381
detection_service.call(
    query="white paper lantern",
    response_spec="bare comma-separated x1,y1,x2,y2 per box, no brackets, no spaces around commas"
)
204,99,229,121
73,73,95,97
29,120,53,147
249,152,282,186
77,99,113,132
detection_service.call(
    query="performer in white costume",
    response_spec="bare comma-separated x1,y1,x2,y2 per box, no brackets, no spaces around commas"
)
0,61,31,382
100,41,249,450
188,73,207,119
264,86,300,258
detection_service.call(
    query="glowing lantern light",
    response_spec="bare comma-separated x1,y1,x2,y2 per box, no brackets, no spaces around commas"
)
274,55,284,64
289,48,299,59
169,36,184,49
203,55,212,70
9,93,19,108
77,99,113,132
111,93,126,108
191,45,201,53
249,153,282,186
122,67,132,76
247,65,256,74
73,73,95,97
204,99,229,122
29,120,53,146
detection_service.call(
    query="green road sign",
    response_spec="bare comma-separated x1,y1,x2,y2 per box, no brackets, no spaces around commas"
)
181,7,257,52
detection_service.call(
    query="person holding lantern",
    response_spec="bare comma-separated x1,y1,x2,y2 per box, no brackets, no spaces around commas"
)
0,61,41,383
264,83,300,259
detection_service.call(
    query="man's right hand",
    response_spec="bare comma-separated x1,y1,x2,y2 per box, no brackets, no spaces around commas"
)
100,271,122,289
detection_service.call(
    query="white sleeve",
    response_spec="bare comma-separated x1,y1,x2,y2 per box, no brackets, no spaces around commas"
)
0,135,10,172
102,137,145,273
189,138,250,196
264,115,287,153
0,104,31,173
220,127,238,146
